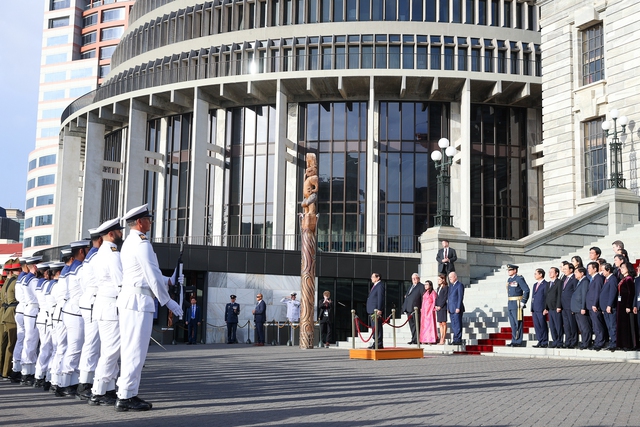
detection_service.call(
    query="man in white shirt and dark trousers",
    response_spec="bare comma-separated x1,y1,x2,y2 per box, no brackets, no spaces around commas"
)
116,204,183,412
281,292,300,344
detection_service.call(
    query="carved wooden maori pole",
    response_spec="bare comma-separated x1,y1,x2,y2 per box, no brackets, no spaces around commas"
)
299,153,318,349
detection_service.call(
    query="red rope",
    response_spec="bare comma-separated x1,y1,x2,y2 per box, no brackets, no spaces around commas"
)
384,314,413,329
354,316,374,343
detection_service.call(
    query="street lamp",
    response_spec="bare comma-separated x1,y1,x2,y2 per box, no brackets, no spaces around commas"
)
601,109,628,189
430,137,457,227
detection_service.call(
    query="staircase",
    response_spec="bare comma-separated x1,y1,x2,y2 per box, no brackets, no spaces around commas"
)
456,316,534,355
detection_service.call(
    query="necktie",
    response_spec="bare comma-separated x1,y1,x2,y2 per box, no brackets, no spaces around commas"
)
535,281,540,292
408,284,415,296
444,248,448,259
563,277,569,289
192,306,195,318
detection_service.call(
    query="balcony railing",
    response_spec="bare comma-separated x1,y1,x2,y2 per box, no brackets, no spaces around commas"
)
150,234,421,254
61,51,541,123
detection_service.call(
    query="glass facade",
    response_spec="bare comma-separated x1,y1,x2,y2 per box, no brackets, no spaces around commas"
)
581,23,604,86
101,129,125,222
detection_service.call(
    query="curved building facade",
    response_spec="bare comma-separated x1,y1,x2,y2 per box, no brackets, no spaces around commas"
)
57,0,543,252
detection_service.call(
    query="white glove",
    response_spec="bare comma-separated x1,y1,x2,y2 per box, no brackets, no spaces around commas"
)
178,274,184,286
166,299,183,317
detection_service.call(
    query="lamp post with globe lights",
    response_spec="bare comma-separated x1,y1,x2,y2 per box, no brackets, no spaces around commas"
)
430,138,457,226
601,109,628,189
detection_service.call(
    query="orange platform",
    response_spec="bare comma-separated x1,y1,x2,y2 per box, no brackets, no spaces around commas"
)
349,347,425,360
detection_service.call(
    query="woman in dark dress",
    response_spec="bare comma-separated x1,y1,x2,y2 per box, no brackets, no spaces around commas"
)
616,262,637,350
435,273,449,345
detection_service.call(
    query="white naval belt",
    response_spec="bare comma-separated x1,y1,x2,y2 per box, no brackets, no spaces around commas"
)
122,286,155,297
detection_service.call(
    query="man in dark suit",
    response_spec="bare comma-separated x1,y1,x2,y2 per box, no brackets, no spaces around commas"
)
367,273,385,349
531,268,548,348
586,262,606,350
185,297,202,345
447,272,465,345
402,273,424,345
571,267,592,349
600,264,618,351
252,293,266,346
436,240,457,275
543,267,563,348
224,295,240,344
560,262,578,348
506,264,530,347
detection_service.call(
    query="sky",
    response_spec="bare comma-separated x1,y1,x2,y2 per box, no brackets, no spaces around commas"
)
0,3,44,212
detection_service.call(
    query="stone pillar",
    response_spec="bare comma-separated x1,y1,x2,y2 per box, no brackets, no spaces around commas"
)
53,127,82,246
80,113,106,233
365,78,379,252
189,89,210,241
596,188,640,235
455,79,471,235
212,109,227,240
284,100,300,250
272,84,288,249
419,226,470,287
123,101,148,214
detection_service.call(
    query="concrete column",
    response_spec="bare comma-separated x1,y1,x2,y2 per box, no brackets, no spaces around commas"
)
419,226,470,287
80,114,106,233
154,118,168,240
365,77,379,252
212,109,227,241
284,100,300,250
189,89,210,241
457,78,471,235
272,85,288,249
53,128,82,246
123,101,148,214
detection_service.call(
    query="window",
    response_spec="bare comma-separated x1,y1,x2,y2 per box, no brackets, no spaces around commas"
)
41,127,59,138
71,68,94,79
584,117,607,197
27,179,36,190
34,235,52,247
25,218,33,229
99,65,111,78
81,50,96,59
582,23,604,85
100,45,117,60
48,16,69,28
23,237,32,248
82,31,97,46
38,175,55,186
36,195,54,206
28,159,37,171
26,198,34,209
50,0,70,11
42,108,63,119
44,71,66,83
39,154,56,167
35,215,53,227
47,35,68,46
43,90,65,101
101,26,124,41
45,53,67,64
84,13,98,27
102,8,125,22
69,86,92,98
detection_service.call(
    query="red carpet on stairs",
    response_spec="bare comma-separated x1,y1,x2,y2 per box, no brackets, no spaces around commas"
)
454,316,534,355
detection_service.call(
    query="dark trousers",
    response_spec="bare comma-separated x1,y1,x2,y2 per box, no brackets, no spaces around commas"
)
548,310,563,346
589,310,606,348
562,309,578,347
255,321,265,344
604,310,617,348
406,310,419,343
508,308,523,344
369,313,383,345
450,312,462,343
227,322,238,343
187,320,198,344
320,320,332,344
532,311,548,345
574,312,592,348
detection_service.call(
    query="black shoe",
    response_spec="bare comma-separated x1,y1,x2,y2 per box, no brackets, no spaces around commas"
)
76,383,93,400
42,381,51,392
20,374,35,386
32,377,45,388
532,344,540,348
9,371,22,384
49,384,57,394
407,341,417,345
592,346,602,351
54,386,67,397
89,390,117,406
115,395,153,412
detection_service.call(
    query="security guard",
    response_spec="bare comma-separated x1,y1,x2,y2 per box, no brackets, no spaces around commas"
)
116,204,183,412
506,264,530,347
225,295,240,344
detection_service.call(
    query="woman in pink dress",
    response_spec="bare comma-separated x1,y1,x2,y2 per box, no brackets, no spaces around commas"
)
420,280,438,344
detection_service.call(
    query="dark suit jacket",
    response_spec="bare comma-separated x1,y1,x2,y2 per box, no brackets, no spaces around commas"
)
599,274,618,311
560,275,577,310
366,281,385,314
185,304,202,323
317,300,333,322
447,281,464,314
254,300,266,323
545,278,562,311
586,273,604,309
635,277,640,310
570,277,589,313
401,282,424,314
436,247,457,274
531,280,547,313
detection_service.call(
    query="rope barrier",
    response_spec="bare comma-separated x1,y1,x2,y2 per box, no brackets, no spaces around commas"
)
354,316,374,343
384,314,413,329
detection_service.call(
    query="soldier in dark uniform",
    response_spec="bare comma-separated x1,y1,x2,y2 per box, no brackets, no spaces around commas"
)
506,264,530,347
224,295,240,344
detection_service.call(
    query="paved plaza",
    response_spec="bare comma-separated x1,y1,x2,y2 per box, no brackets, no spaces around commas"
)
2,344,640,426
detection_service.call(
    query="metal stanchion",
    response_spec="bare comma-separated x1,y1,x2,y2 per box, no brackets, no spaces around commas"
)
246,321,252,344
392,308,396,348
351,310,356,349
373,309,379,350
414,306,420,349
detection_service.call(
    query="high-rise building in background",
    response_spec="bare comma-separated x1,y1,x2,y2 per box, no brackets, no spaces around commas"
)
23,0,134,255
4,208,25,242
